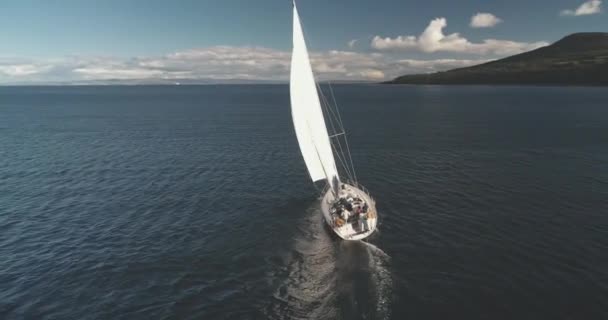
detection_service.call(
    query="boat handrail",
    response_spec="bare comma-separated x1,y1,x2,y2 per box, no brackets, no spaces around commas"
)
322,179,375,203
345,180,375,203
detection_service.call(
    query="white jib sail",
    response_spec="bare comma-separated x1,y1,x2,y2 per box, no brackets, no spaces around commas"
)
290,2,340,192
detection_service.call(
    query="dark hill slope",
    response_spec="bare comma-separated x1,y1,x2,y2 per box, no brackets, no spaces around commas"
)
387,33,608,85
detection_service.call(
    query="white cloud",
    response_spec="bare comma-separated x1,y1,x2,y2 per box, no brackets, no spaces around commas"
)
561,0,602,16
396,58,492,71
371,17,548,55
348,39,358,48
0,64,50,76
0,48,379,83
0,46,494,84
73,67,166,80
142,46,291,80
342,69,385,79
470,13,502,28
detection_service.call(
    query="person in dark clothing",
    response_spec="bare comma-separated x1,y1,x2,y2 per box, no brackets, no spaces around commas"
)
345,202,353,211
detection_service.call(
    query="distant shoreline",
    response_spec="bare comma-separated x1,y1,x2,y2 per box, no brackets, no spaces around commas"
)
2,82,607,88
0,81,377,87
0,80,375,87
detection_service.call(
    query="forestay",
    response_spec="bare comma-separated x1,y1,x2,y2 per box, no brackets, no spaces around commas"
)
289,2,340,192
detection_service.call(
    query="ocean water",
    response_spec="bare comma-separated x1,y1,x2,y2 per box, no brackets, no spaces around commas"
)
1,84,607,320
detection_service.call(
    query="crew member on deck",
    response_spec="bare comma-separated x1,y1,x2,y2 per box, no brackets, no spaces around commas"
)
360,210,369,232
342,208,349,222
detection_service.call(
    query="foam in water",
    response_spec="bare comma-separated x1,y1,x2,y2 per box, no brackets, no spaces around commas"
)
266,201,393,319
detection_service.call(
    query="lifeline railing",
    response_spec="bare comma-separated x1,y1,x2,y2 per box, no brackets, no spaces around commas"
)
320,179,376,204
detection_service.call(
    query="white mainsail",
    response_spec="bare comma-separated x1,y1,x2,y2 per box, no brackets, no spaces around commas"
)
290,2,340,193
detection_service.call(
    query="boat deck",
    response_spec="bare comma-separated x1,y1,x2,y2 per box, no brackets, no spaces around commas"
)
321,183,377,240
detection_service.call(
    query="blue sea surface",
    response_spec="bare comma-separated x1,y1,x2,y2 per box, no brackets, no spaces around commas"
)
1,84,607,319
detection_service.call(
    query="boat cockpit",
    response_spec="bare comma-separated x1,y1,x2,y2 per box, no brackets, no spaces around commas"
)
329,185,376,232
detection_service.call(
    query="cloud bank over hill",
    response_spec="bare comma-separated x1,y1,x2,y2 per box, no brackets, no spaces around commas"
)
371,18,547,55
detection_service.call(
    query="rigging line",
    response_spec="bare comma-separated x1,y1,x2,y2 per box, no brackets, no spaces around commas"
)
323,90,356,184
334,135,354,182
330,138,355,183
319,84,344,134
320,91,354,182
317,85,339,139
325,83,349,135
322,116,352,181
340,141,355,184
332,135,353,183
306,119,337,197
328,136,349,174
327,82,358,183
343,133,357,183
316,82,353,180
326,81,346,129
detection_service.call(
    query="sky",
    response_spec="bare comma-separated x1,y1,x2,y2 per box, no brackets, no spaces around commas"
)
0,0,605,84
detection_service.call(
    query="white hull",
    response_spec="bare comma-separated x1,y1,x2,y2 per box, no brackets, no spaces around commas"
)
320,183,377,241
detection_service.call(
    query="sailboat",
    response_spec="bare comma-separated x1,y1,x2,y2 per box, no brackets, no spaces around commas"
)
289,1,377,241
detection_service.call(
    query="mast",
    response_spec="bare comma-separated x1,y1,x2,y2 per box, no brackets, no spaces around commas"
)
289,1,340,194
